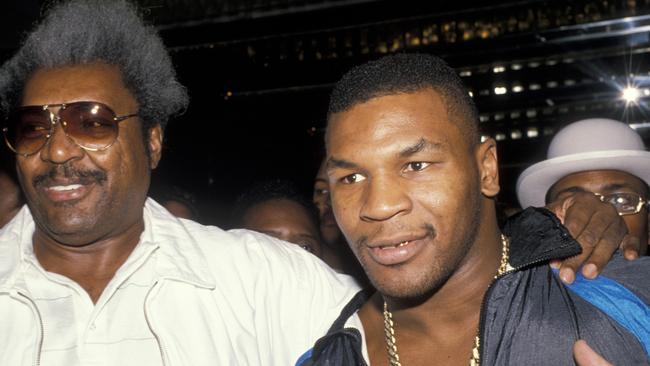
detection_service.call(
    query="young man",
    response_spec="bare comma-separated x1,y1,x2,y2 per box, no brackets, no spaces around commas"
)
518,118,650,256
299,54,649,365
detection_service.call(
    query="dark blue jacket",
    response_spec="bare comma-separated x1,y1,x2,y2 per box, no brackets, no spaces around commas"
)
298,208,650,366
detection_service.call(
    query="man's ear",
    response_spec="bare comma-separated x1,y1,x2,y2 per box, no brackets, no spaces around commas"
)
148,124,163,169
476,138,500,198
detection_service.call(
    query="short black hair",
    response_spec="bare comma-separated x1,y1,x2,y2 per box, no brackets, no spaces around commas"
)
0,0,188,134
233,179,321,230
328,53,479,145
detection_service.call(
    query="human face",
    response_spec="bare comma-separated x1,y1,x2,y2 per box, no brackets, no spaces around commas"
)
313,159,343,245
548,170,649,255
242,198,323,257
16,63,162,246
326,88,499,299
163,200,195,221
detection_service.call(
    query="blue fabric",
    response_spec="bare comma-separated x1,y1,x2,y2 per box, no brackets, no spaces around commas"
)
553,268,650,356
295,348,313,366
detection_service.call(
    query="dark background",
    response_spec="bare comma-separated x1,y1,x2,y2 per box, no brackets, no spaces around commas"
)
2,0,650,225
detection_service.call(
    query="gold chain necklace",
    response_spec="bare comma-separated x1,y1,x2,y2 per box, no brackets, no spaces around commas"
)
382,234,511,366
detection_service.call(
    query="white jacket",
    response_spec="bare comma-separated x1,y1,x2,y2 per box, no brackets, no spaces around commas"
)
0,199,359,365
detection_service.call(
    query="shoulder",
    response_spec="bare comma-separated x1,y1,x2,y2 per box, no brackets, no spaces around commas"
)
599,253,650,303
0,205,34,283
145,198,358,291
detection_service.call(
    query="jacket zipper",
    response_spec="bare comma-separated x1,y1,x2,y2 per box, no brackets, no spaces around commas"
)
475,247,579,364
10,290,44,366
306,327,369,366
144,280,169,366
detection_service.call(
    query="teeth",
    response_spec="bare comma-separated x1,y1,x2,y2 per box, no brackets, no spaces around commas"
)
49,184,83,191
380,241,410,249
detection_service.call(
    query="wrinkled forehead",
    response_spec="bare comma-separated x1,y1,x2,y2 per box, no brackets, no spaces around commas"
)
21,63,134,110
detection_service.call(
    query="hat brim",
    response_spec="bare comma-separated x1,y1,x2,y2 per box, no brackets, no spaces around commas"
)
516,150,650,208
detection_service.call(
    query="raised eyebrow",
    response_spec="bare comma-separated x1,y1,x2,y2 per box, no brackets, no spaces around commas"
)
399,138,445,158
327,157,359,170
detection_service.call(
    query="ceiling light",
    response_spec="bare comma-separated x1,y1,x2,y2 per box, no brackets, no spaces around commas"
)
622,86,641,103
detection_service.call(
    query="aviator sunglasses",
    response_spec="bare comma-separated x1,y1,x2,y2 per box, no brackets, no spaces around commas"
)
2,101,138,156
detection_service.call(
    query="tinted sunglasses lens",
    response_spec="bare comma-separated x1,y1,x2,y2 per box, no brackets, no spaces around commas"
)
4,108,51,155
613,193,643,215
60,102,118,150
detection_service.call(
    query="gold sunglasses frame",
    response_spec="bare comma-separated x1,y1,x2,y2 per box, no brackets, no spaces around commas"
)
593,192,649,216
2,102,138,157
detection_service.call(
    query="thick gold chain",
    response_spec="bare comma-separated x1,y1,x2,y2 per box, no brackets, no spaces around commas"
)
383,234,511,366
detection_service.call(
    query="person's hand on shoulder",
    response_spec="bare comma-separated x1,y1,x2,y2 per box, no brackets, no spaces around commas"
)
546,192,641,284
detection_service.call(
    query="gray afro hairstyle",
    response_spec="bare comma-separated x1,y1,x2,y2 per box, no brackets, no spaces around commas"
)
0,0,188,132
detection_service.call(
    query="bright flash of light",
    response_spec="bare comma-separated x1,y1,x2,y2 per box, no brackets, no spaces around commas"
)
622,87,640,103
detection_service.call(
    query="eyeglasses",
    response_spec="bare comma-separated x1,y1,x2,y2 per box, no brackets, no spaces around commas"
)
594,192,649,216
2,101,138,156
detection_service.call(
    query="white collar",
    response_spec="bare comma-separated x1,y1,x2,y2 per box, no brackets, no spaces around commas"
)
0,198,216,291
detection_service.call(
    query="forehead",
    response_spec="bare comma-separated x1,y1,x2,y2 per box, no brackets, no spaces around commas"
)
246,199,316,227
326,88,462,158
553,170,647,194
21,63,136,109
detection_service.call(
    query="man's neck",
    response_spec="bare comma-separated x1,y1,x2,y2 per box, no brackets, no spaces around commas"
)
32,219,145,304
360,223,504,366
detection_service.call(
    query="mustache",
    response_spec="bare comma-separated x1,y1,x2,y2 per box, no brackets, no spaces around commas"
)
33,164,107,188
357,223,436,247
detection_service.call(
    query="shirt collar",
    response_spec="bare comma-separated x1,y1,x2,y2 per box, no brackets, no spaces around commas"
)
142,198,216,289
0,199,216,290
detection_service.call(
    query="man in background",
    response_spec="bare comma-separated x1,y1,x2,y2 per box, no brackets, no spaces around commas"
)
518,118,650,256
314,159,370,286
236,178,323,257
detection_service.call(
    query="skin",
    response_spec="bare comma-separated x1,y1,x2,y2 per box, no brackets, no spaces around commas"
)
547,170,648,256
241,198,323,257
16,63,162,303
0,170,23,227
327,88,502,365
163,199,196,221
574,340,613,366
314,160,372,286
325,87,629,365
314,160,343,245
313,159,349,269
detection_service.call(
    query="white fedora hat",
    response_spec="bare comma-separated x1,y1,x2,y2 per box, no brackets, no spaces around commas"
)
516,118,650,208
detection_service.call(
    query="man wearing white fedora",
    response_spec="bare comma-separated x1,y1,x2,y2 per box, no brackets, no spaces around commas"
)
518,118,650,256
